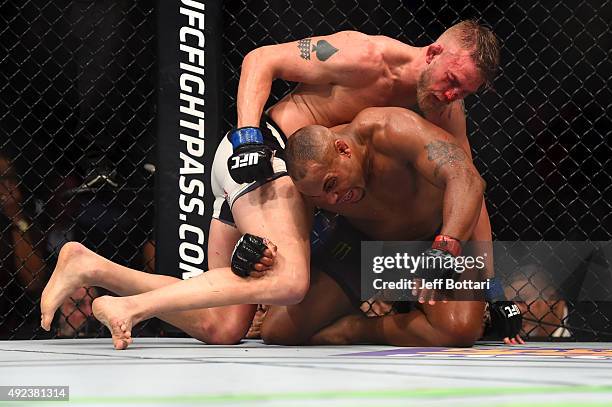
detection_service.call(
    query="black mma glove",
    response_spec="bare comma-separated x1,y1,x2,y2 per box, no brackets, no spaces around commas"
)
227,127,274,184
231,233,268,277
489,301,522,339
486,277,523,339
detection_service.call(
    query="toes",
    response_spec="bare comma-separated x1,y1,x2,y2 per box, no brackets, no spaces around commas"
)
114,338,128,350
40,314,51,331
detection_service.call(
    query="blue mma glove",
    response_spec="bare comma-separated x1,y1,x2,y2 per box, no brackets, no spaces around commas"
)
227,127,274,184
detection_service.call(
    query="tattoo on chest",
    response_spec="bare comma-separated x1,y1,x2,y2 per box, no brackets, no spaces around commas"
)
425,140,468,178
297,38,339,61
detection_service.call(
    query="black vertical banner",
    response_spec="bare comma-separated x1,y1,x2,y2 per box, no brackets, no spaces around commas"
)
155,0,221,278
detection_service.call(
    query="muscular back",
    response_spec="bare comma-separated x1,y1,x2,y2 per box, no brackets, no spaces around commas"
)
264,32,418,135
313,107,483,241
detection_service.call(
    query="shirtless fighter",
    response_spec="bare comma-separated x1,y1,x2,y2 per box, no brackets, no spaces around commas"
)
40,21,520,349
262,107,489,346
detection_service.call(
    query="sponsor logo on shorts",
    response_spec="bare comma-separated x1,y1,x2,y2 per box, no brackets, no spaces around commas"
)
332,242,352,260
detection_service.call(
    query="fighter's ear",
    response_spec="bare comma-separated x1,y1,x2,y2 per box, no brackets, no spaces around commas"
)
426,44,443,64
334,139,351,157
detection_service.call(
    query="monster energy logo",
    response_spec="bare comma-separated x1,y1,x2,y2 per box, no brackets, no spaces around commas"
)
331,242,352,260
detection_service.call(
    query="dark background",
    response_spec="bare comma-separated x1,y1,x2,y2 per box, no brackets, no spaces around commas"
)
0,0,610,339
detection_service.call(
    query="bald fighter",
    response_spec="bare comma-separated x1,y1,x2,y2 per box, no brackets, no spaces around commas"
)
261,106,491,346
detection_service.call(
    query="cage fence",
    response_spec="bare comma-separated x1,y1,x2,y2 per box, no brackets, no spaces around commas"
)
1,0,610,340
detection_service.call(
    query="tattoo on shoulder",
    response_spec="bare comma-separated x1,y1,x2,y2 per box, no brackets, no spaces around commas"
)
297,38,339,61
425,140,468,178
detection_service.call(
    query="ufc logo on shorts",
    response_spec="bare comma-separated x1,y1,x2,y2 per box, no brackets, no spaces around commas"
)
231,153,259,169
503,304,520,318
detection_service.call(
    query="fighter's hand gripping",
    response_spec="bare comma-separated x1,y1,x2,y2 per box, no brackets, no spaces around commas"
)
230,233,277,278
227,127,274,184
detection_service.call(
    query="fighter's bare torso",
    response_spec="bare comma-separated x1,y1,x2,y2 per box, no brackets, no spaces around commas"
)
268,35,419,136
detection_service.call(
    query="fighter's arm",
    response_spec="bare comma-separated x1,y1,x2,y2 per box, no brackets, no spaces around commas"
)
425,101,494,275
359,107,485,241
237,31,382,127
424,105,523,343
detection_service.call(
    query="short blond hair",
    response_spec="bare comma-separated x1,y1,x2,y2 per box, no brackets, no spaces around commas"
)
439,20,500,88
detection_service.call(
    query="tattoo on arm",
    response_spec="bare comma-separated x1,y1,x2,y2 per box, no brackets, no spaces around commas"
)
297,38,339,61
425,140,468,178
297,38,312,60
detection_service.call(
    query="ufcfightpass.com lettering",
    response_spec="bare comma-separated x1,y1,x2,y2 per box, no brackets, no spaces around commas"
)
178,0,207,279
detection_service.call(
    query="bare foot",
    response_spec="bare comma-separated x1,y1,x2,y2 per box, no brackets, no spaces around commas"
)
92,296,135,350
40,242,98,331
245,304,269,339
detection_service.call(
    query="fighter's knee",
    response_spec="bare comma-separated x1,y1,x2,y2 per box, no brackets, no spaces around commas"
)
439,330,478,348
276,277,309,305
436,317,482,347
195,317,248,345
261,263,309,305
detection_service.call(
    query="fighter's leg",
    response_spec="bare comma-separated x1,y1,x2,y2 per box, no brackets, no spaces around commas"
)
40,219,250,344
193,218,258,345
41,241,183,331
261,212,368,345
91,177,313,349
310,300,485,347
261,268,356,345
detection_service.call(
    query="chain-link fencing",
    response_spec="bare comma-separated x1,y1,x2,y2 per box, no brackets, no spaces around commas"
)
222,0,611,340
1,0,156,339
1,0,610,341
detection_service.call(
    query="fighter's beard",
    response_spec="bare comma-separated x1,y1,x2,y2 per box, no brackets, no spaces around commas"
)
416,70,446,116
